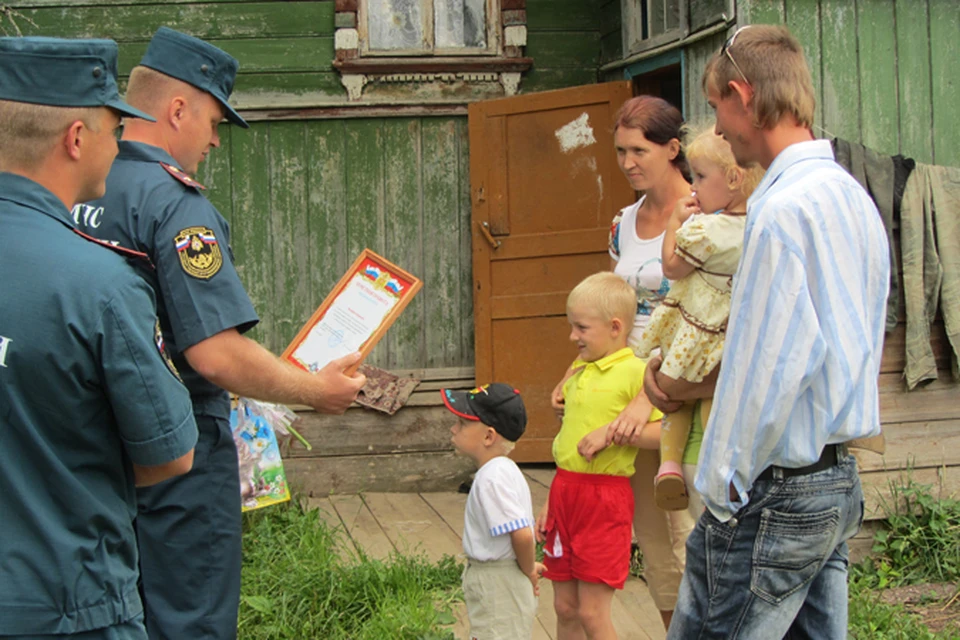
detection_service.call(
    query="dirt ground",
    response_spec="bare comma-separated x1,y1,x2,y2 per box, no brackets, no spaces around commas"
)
879,583,960,634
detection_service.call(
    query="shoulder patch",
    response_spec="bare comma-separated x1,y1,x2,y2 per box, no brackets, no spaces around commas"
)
174,226,223,279
155,320,182,381
72,228,155,270
160,162,206,190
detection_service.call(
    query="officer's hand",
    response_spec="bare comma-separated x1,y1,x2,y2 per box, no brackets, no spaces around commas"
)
312,352,366,414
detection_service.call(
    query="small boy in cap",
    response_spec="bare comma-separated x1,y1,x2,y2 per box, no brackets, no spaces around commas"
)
441,383,543,640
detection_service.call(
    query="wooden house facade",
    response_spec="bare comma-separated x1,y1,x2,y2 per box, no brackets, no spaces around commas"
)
7,0,958,523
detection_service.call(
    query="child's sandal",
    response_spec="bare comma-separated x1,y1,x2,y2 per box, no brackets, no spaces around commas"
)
655,472,689,511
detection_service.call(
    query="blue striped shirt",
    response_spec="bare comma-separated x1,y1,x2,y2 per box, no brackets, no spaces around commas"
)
695,140,890,522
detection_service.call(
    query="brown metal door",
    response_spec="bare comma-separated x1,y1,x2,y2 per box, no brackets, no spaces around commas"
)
469,81,635,462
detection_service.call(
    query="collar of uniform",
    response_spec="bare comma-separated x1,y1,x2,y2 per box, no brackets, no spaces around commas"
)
571,347,635,372
748,139,833,209
117,139,181,167
0,172,73,229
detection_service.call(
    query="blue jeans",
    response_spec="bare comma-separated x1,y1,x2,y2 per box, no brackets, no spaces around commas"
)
667,454,864,639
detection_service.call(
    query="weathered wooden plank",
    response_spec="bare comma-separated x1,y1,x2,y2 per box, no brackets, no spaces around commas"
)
419,492,468,538
785,0,823,134
620,578,667,639
382,119,426,369
118,37,336,75
856,0,899,155
286,451,474,494
362,493,465,561
860,464,960,520
288,405,456,457
929,0,960,167
231,72,346,108
533,617,554,640
879,371,960,425
739,0,785,25
526,0,598,31
343,119,387,366
536,579,560,638
304,496,357,559
11,2,333,41
422,118,464,368
328,494,396,560
306,120,350,309
895,0,934,164
855,418,960,472
683,31,726,125
456,118,476,367
197,124,233,225
524,466,556,489
9,0,272,5
229,124,275,347
820,0,861,143
268,121,313,349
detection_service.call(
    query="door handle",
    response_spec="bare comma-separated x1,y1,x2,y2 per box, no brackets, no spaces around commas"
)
478,221,501,250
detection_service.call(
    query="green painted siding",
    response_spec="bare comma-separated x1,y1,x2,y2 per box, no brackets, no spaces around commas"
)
194,118,476,368
523,0,601,92
738,0,959,166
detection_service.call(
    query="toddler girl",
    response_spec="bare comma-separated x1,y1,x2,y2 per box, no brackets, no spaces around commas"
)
633,125,764,513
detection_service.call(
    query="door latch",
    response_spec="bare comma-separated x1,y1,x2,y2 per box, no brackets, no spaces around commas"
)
478,221,501,250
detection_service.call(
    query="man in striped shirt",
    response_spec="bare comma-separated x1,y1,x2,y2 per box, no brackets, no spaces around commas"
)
649,25,890,639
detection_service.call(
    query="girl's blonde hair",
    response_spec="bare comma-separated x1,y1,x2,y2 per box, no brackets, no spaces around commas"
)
567,272,637,326
683,122,764,199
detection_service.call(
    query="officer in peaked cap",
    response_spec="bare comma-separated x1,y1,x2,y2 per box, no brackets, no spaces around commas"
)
77,28,365,639
0,37,198,639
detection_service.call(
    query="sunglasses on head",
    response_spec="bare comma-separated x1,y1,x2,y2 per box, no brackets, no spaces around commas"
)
721,25,752,86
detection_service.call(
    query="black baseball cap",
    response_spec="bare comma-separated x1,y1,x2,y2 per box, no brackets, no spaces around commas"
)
440,383,527,442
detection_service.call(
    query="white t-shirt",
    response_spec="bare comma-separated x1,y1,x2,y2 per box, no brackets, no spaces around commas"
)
608,197,671,346
463,456,535,562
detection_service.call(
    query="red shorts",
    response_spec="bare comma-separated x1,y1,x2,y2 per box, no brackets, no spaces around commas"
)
542,468,634,589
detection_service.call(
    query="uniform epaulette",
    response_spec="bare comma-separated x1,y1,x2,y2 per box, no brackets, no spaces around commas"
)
72,228,156,270
160,161,206,190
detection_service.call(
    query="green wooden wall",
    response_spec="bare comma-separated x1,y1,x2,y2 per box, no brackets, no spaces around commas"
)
4,0,602,369
738,0,958,167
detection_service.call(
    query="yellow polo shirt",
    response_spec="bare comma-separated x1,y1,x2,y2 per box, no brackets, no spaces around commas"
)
553,347,663,477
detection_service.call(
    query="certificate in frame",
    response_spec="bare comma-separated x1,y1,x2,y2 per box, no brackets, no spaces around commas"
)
281,249,422,375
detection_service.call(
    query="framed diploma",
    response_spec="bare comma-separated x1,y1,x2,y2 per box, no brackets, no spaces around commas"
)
281,249,422,375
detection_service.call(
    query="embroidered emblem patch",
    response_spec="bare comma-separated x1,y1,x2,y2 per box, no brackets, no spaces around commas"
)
174,226,222,279
155,320,181,381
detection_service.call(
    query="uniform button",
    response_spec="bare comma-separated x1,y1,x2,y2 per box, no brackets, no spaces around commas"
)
201,64,209,73
92,66,102,78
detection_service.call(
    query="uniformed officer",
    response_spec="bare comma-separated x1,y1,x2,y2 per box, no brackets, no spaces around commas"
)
0,37,199,639
77,27,366,639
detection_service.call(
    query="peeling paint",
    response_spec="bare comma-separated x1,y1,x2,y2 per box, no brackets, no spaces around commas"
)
555,112,596,153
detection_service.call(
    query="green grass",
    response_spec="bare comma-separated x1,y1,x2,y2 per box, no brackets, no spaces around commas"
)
847,479,960,640
239,500,462,640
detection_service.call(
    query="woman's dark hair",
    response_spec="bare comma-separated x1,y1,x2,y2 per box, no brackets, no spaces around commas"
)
614,95,690,181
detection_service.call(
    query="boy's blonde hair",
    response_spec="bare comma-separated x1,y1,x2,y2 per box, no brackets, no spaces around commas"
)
702,25,815,130
567,272,637,325
684,122,764,199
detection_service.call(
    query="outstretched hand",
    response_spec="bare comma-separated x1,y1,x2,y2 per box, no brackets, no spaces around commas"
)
311,351,366,414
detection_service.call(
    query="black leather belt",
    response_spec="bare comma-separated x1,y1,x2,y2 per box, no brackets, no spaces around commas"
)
756,443,849,482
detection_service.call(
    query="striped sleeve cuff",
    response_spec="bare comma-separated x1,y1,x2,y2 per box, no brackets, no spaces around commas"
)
489,517,532,537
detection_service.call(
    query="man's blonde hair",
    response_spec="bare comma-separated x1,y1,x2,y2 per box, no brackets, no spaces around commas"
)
125,65,200,117
684,122,765,198
567,272,637,325
702,25,815,130
0,99,102,171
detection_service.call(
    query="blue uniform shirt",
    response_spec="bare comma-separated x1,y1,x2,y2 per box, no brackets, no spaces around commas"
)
78,141,259,419
0,172,198,635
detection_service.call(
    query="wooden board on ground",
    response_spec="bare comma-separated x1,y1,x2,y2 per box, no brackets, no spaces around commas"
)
286,451,473,495
361,493,464,562
303,496,356,559
328,494,395,561
420,491,468,538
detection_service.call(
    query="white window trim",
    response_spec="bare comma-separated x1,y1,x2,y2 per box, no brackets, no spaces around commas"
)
358,0,502,57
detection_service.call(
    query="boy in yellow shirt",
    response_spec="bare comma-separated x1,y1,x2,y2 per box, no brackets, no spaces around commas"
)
536,272,662,640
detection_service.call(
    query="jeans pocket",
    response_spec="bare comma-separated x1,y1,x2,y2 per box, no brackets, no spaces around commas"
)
750,506,841,604
704,519,735,599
